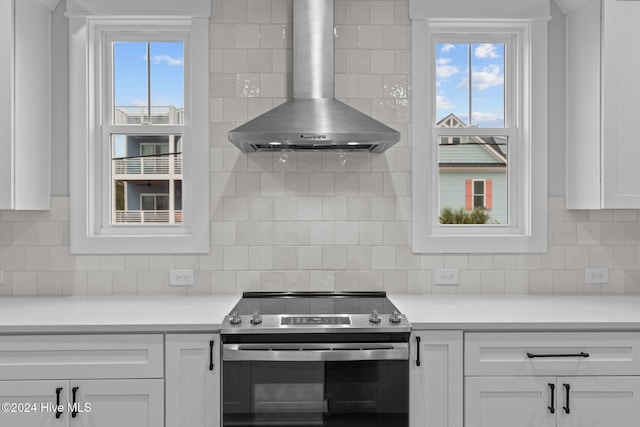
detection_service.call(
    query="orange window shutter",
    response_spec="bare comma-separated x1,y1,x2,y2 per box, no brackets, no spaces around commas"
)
465,179,473,210
486,179,493,210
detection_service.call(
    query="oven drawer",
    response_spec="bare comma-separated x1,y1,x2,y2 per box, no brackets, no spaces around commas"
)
465,332,640,376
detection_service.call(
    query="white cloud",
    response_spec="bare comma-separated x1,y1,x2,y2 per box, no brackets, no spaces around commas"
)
150,55,184,66
436,95,455,110
456,64,503,91
131,99,147,107
471,111,504,124
436,58,460,79
474,44,500,59
472,64,503,90
440,44,456,53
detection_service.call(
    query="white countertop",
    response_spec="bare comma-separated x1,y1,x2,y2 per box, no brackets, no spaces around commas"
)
1,294,640,333
390,294,640,330
0,295,240,333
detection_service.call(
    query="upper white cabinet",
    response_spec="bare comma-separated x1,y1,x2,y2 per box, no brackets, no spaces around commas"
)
0,0,57,210
566,0,640,209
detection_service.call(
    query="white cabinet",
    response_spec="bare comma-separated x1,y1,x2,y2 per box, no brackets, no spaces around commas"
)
166,333,220,427
0,0,56,210
466,376,556,427
465,332,640,427
466,376,640,427
566,0,640,209
0,380,67,426
0,334,164,427
410,331,463,427
0,379,163,427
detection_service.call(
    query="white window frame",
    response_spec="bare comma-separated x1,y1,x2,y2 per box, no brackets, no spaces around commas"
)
67,0,210,254
411,0,549,253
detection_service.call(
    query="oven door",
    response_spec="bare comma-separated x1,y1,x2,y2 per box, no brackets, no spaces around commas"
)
222,342,409,427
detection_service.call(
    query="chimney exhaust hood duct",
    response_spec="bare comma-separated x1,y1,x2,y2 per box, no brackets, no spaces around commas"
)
228,0,400,153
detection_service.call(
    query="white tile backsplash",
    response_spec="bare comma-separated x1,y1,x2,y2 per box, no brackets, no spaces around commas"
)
3,0,640,297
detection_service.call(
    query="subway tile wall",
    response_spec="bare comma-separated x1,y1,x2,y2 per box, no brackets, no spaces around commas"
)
1,0,639,296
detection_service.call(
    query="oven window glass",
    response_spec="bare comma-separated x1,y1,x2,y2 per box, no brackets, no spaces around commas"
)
223,361,408,427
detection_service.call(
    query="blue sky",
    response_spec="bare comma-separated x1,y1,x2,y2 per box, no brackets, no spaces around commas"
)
113,41,185,109
435,43,505,128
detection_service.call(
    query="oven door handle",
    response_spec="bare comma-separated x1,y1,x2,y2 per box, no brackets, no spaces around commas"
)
222,342,409,361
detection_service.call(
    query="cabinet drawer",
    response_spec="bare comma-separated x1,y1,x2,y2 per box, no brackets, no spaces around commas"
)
465,332,640,376
0,334,163,380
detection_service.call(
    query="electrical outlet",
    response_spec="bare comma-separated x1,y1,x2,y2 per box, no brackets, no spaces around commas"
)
435,268,459,285
585,268,609,284
170,269,194,286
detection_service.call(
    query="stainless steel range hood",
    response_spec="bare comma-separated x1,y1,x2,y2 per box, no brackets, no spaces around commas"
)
228,0,400,153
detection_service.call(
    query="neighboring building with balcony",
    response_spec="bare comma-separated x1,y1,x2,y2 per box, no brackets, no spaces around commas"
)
112,106,183,224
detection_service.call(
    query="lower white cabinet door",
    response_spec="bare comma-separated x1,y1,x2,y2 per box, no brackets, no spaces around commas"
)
165,333,220,427
465,377,556,427
71,379,164,427
0,380,68,426
556,376,640,427
410,331,463,427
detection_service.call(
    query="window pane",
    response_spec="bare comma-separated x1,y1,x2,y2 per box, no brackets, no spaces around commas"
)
435,42,505,127
111,134,183,225
113,42,149,124
113,41,185,125
438,135,508,225
471,43,505,127
474,180,485,195
435,43,469,124
149,42,184,124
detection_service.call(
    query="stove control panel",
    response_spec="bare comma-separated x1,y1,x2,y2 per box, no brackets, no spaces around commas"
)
280,316,351,326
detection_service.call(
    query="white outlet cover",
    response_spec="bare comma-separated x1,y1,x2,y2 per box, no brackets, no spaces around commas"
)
170,269,194,286
585,268,609,284
435,268,459,285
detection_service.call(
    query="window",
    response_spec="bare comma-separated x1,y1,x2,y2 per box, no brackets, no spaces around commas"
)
410,0,549,253
470,179,489,210
67,0,210,254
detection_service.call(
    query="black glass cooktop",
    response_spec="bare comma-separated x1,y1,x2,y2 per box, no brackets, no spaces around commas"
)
230,291,397,316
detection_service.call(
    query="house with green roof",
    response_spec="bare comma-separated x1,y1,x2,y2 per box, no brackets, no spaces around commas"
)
437,114,508,224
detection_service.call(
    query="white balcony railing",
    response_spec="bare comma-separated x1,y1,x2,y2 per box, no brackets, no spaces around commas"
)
114,210,183,224
113,156,182,176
